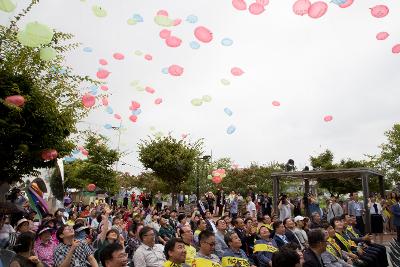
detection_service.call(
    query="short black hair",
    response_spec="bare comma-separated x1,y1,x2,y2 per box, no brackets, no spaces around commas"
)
198,229,214,243
232,217,242,226
56,225,69,242
244,218,253,224
100,242,124,267
272,220,283,231
216,219,225,227
139,226,154,241
177,214,186,223
13,232,35,253
197,219,205,227
164,238,185,260
330,216,342,228
283,217,292,226
272,246,300,267
307,229,326,248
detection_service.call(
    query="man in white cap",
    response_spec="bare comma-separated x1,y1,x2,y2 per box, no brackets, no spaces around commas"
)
293,215,308,249
8,218,30,248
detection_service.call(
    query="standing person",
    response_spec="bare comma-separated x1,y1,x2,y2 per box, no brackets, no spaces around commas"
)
278,195,294,221
369,195,384,244
54,225,98,267
133,226,166,267
206,192,215,215
303,229,328,267
163,238,190,267
327,196,344,223
347,192,365,235
194,230,221,265
387,192,397,233
391,196,400,242
99,243,128,267
123,193,129,209
155,191,163,212
178,191,185,210
261,193,272,217
189,192,197,205
10,232,45,267
307,194,322,218
216,189,226,217
214,219,228,258
230,195,238,219
246,197,256,218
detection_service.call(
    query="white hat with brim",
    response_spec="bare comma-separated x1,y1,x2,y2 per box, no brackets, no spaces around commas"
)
16,218,29,229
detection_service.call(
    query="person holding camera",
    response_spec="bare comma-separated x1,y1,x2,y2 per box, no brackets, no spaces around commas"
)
278,195,294,221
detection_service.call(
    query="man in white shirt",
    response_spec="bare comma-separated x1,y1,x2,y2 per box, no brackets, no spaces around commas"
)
133,226,166,267
278,196,294,221
246,197,256,218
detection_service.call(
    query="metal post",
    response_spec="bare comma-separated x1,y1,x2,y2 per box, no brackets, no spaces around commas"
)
196,161,200,201
273,176,279,216
361,173,371,234
378,176,385,198
304,178,310,217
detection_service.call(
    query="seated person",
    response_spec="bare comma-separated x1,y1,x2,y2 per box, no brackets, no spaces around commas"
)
253,225,278,267
222,231,255,267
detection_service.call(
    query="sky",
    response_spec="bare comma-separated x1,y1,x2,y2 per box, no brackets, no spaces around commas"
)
1,0,400,174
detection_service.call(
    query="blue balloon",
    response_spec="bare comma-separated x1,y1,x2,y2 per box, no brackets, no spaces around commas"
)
331,0,346,5
72,149,80,154
132,108,142,115
226,125,236,135
83,47,93,52
132,14,143,22
224,108,233,116
104,124,112,129
64,156,76,162
106,106,113,114
221,38,233,46
189,41,200,49
186,14,198,23
161,67,169,74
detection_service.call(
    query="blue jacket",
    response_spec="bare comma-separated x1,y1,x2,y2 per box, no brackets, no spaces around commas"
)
391,203,400,226
254,239,278,267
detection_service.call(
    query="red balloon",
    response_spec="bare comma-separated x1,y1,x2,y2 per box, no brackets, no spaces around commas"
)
212,176,222,184
82,94,96,108
5,95,25,107
87,184,96,192
41,149,58,161
81,149,89,156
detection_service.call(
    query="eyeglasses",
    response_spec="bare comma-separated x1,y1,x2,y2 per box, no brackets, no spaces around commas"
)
204,241,216,247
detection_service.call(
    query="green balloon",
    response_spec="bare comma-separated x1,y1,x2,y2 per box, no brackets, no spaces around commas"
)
17,22,54,47
220,79,230,86
154,15,173,27
202,95,212,102
191,98,203,106
130,80,140,86
0,0,16,12
134,50,143,56
127,18,137,25
207,174,213,180
92,5,107,17
136,86,145,92
39,47,56,61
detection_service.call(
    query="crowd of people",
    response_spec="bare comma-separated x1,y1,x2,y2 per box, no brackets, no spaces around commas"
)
0,188,398,267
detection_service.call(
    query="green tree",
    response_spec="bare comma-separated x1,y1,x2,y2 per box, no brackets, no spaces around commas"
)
64,134,120,194
138,135,203,204
0,1,93,185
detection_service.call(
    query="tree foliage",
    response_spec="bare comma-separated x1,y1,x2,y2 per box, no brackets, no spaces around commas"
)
0,0,94,184
64,134,120,194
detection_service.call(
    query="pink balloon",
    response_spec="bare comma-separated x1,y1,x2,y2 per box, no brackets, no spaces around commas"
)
370,5,389,18
144,54,153,61
159,29,171,39
100,85,109,91
145,86,155,94
181,133,188,139
339,0,353,8
157,10,168,16
131,101,141,110
102,97,108,106
293,0,311,16
212,176,222,184
173,19,181,26
194,26,213,43
376,32,389,40
113,53,125,60
41,149,58,161
96,69,110,79
165,36,182,47
232,0,247,10
114,114,122,120
308,1,328,19
272,100,280,107
99,59,108,65
129,115,138,122
168,65,184,76
154,98,163,105
231,67,244,76
81,149,89,156
324,115,333,122
256,0,269,6
392,44,400,54
249,2,265,15
5,95,25,107
82,94,96,108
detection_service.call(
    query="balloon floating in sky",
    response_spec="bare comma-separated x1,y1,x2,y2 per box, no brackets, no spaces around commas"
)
113,53,125,60
154,15,174,27
272,100,280,107
129,115,138,122
189,41,200,49
82,94,95,108
232,0,247,11
227,125,236,135
100,85,109,91
145,86,156,94
392,44,400,54
370,5,389,18
104,124,112,129
256,0,269,6
194,26,213,43
17,22,54,47
87,184,96,192
165,36,182,47
186,14,198,23
308,1,328,19
159,29,171,39
221,79,231,86
39,47,56,61
114,114,122,120
202,95,212,102
161,67,169,74
41,149,58,161
173,19,182,26
249,3,265,15
102,97,108,106
293,0,311,16
131,109,142,115
168,64,184,76
83,47,92,52
154,98,163,105
99,59,108,65
106,106,113,114
81,149,89,156
0,0,16,12
231,67,244,76
131,101,141,110
157,10,169,16
339,0,353,8
324,115,333,122
191,98,203,106
376,32,389,41
127,18,137,25
224,107,233,116
96,69,111,79
134,50,143,56
221,38,233,46
132,14,144,22
92,5,107,17
144,54,153,61
331,0,346,6
5,95,25,107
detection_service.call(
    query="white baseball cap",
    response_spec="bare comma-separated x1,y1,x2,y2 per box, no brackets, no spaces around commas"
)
294,215,305,222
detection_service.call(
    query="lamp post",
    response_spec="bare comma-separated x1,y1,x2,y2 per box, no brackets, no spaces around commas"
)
196,155,211,200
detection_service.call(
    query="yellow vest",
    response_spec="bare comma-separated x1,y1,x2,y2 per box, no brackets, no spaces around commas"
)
192,258,222,267
253,243,278,253
327,237,342,258
163,260,183,267
185,244,196,265
221,256,250,267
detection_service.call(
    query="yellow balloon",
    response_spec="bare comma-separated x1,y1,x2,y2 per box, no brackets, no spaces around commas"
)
0,0,16,12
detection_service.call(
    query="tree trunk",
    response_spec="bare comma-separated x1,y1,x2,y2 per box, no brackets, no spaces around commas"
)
0,182,10,202
171,192,177,210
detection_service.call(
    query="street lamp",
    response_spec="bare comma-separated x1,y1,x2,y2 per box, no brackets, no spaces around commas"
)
196,155,211,200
